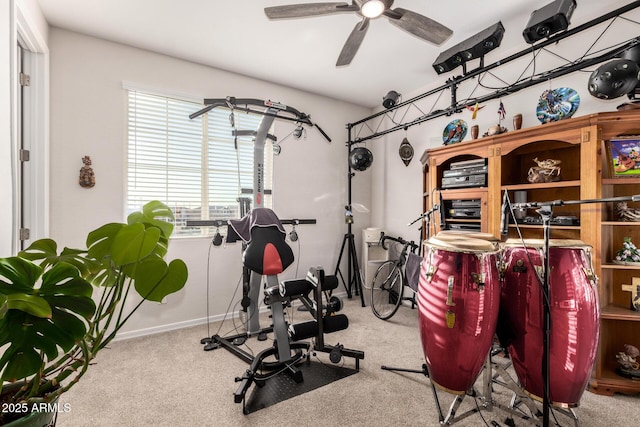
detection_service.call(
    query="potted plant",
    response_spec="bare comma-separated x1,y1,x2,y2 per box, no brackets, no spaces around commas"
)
0,201,188,426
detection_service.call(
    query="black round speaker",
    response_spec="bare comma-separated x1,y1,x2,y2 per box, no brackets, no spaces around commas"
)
349,147,373,171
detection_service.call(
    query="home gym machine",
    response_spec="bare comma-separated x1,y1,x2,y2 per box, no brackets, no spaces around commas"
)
188,98,362,412
188,96,332,342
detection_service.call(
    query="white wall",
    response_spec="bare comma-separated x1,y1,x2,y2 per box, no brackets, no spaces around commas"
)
48,28,372,336
370,2,640,239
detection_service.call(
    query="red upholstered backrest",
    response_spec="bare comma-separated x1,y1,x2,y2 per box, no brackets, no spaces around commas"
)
262,243,284,275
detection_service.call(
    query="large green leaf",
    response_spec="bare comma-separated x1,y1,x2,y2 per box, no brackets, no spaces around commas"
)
39,263,93,298
128,201,174,257
111,223,160,266
0,303,96,383
0,257,42,294
19,239,94,276
86,222,125,261
4,294,51,318
133,258,188,302
18,238,58,262
0,258,95,382
128,200,175,237
0,343,42,383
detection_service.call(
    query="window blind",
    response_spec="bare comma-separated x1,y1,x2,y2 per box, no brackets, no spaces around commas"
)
127,90,273,237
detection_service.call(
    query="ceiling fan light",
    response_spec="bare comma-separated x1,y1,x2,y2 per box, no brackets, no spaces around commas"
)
361,0,385,18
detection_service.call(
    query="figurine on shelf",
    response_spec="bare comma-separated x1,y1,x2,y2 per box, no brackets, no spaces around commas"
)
616,344,640,379
615,202,640,222
614,237,640,265
482,124,507,137
527,157,561,183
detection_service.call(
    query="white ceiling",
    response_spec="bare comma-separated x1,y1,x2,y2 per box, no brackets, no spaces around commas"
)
36,0,633,108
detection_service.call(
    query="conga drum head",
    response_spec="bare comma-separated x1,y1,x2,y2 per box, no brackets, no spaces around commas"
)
502,238,590,249
435,230,500,243
427,234,499,253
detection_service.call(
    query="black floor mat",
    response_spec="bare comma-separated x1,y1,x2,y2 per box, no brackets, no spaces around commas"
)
243,361,357,414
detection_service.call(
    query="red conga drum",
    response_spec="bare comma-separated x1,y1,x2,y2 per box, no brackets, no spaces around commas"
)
498,239,600,407
418,234,501,394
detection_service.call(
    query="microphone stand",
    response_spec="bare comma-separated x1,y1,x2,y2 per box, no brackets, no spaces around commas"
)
511,193,640,427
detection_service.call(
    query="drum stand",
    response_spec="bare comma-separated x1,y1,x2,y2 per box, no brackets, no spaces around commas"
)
383,347,579,426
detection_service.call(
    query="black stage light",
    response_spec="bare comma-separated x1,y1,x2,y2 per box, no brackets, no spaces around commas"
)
432,22,505,75
349,146,373,171
382,90,400,109
523,0,576,44
588,59,640,99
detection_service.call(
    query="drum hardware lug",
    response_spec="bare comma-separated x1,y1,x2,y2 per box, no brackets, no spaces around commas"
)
583,267,597,284
446,276,456,306
446,310,456,328
425,264,437,282
471,273,485,292
512,259,527,273
535,265,544,277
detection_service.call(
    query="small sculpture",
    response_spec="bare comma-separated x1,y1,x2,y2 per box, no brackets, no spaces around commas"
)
616,344,640,371
79,156,95,188
615,202,640,222
527,157,561,183
483,124,507,137
614,237,640,265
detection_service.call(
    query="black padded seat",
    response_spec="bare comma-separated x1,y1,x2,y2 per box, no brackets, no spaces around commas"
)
243,226,294,275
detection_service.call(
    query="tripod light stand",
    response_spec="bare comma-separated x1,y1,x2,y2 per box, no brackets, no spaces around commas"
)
334,132,368,307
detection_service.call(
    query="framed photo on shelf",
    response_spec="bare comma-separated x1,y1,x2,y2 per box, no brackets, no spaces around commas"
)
607,137,640,177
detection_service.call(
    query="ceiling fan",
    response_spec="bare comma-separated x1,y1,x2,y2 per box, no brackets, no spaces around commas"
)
264,1,453,66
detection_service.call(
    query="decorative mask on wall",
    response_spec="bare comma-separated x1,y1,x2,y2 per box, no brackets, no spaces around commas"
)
79,156,95,188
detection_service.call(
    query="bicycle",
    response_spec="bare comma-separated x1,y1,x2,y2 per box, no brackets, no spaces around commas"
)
369,233,420,320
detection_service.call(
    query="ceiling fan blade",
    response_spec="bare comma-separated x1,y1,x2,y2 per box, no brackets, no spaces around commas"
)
265,2,358,19
336,19,370,66
385,8,453,45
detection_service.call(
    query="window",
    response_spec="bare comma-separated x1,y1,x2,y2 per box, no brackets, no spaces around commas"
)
127,90,273,237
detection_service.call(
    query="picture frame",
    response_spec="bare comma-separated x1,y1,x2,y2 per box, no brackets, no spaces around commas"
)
607,137,640,177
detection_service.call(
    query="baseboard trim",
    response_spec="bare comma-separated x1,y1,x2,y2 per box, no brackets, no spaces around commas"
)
113,291,349,342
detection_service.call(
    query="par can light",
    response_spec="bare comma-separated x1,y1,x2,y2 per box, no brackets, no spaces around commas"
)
588,59,640,99
349,147,373,171
382,90,400,109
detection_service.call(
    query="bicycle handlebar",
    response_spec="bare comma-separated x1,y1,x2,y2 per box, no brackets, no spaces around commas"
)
379,232,419,252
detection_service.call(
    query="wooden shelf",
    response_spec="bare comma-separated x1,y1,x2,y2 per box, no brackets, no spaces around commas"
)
600,304,640,321
508,224,580,230
602,221,640,226
603,177,640,185
501,180,581,191
601,263,640,270
440,187,487,194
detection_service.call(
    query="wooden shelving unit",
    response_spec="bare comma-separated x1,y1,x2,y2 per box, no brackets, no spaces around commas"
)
421,110,640,397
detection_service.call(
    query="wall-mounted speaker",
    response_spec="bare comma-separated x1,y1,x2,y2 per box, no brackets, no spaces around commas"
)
433,22,505,75
523,0,576,44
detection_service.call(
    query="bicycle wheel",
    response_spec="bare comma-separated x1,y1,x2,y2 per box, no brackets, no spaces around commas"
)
370,260,403,320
